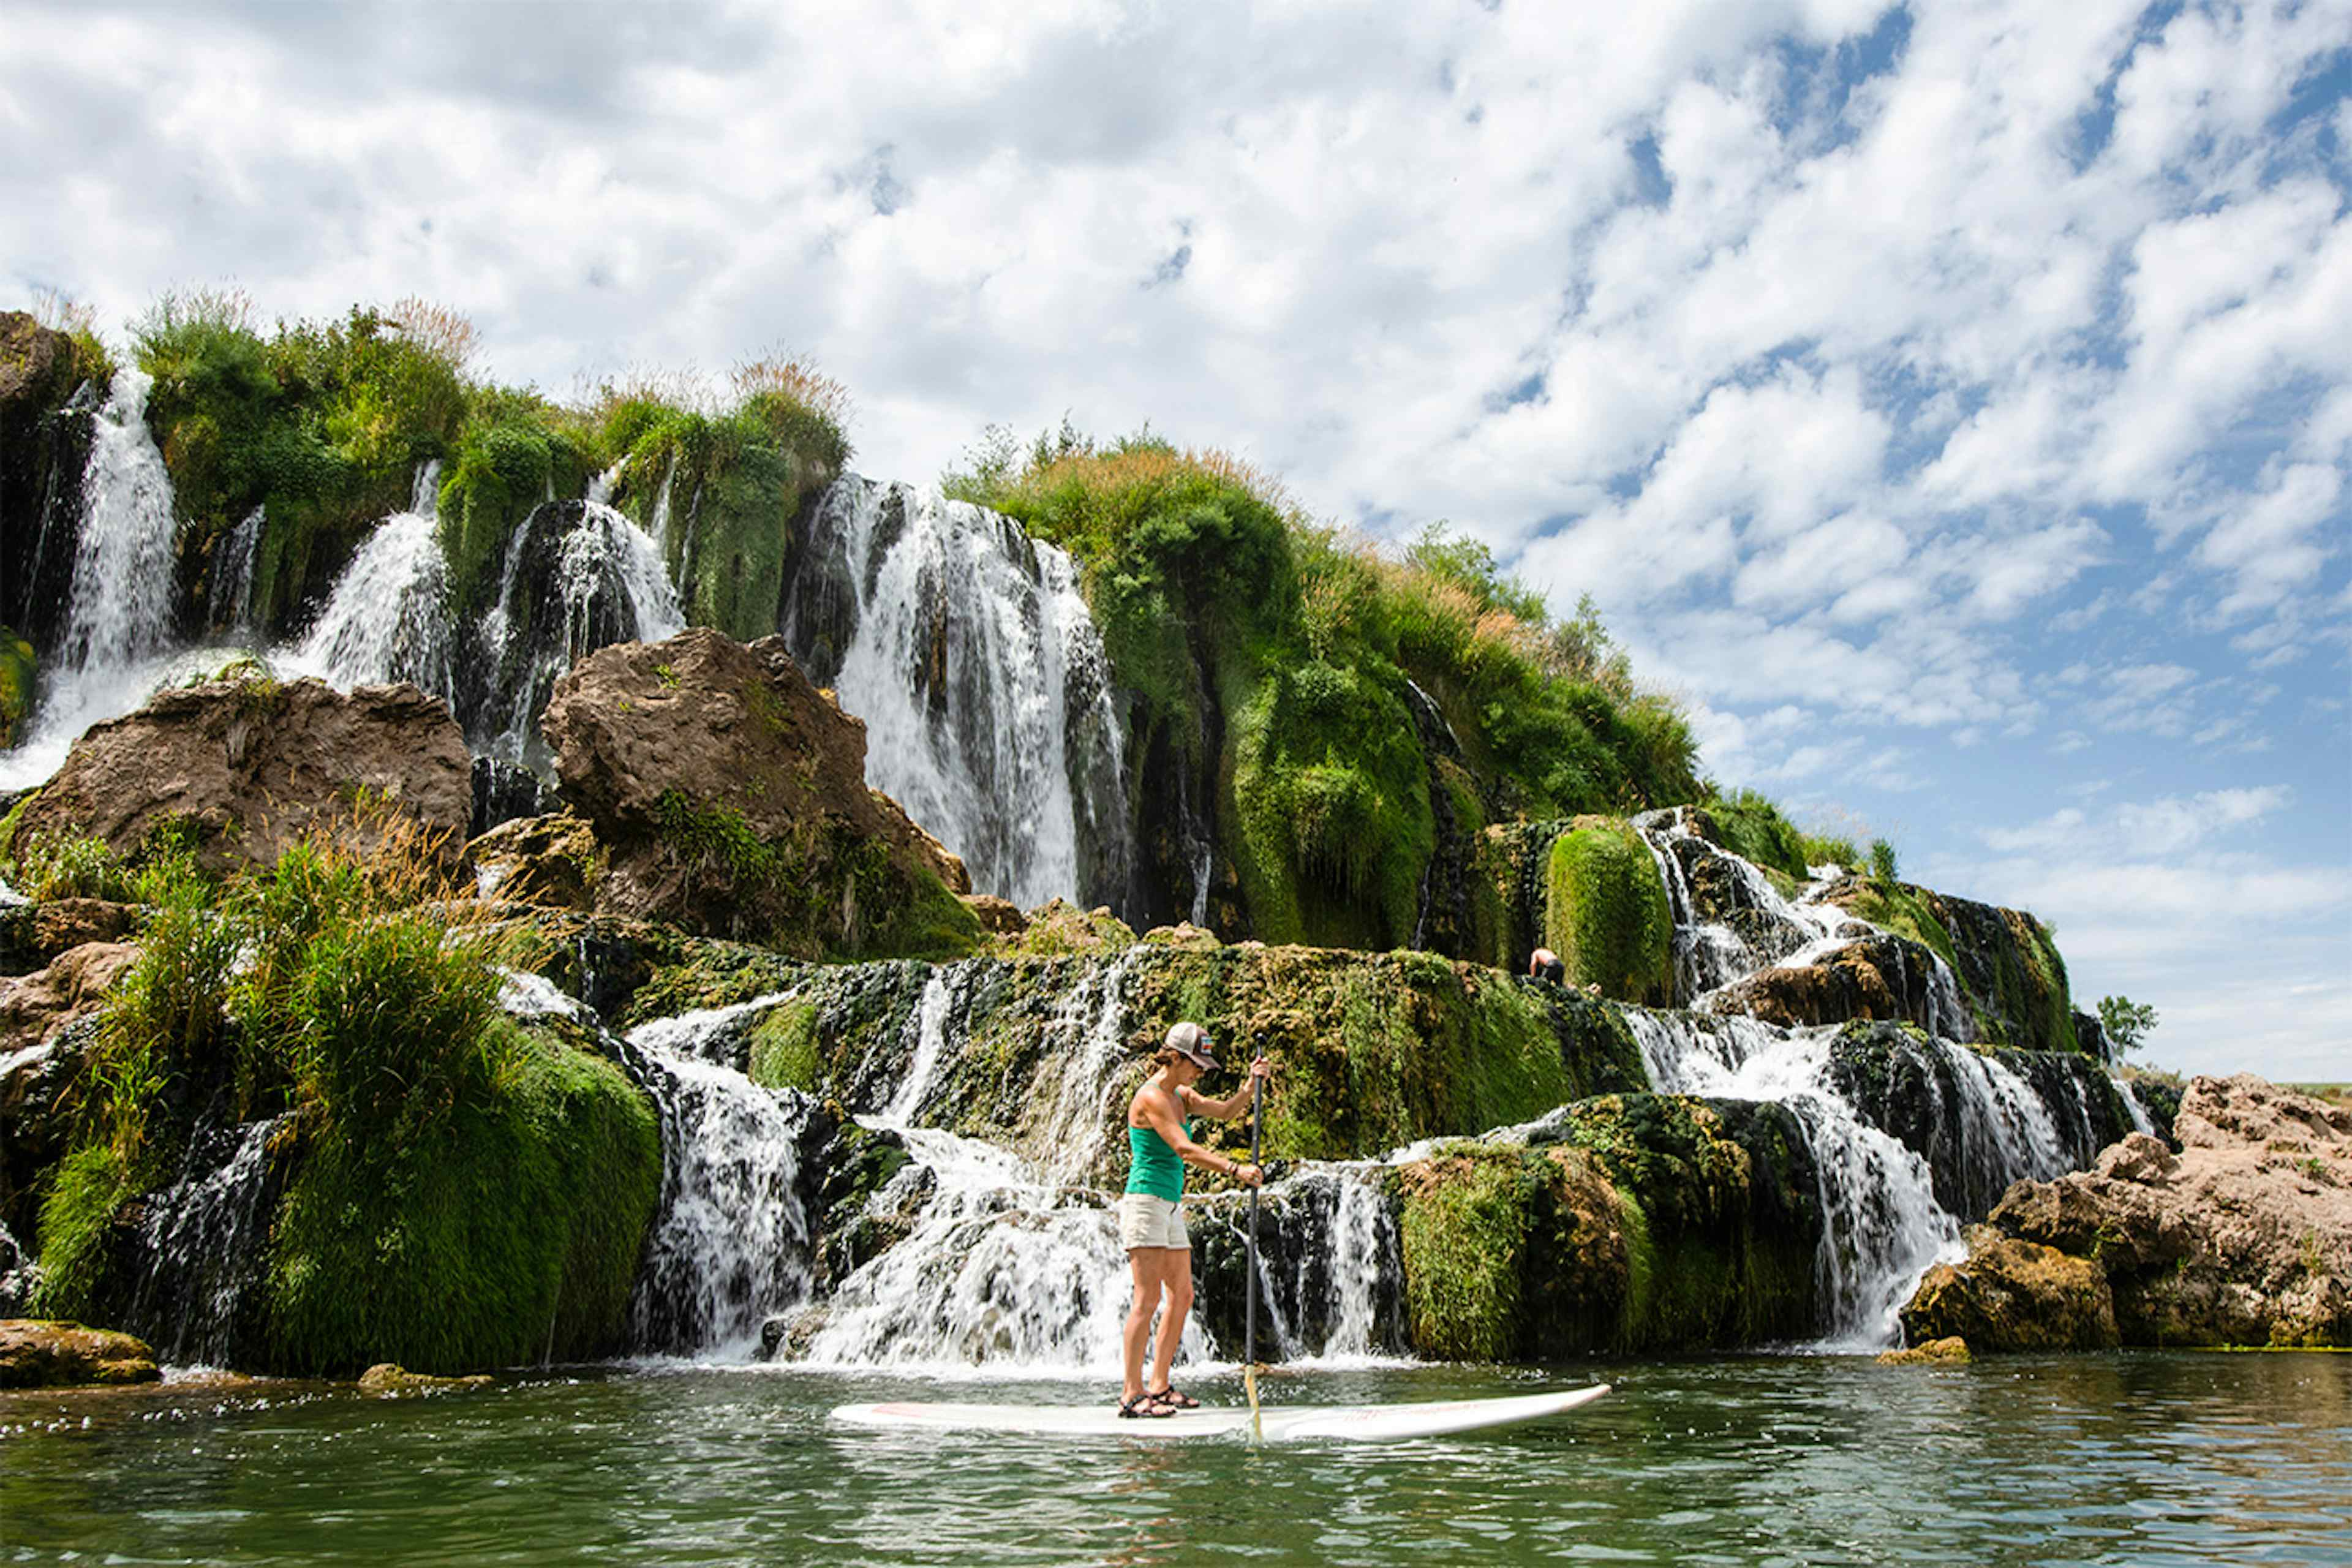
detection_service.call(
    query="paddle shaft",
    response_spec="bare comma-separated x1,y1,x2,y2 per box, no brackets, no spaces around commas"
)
1245,1083,1261,1365
1245,1069,1262,1439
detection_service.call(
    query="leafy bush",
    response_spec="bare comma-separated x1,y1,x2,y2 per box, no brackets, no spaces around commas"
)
1868,838,1900,885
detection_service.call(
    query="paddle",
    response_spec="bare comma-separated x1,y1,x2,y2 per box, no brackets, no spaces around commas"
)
1245,1056,1263,1446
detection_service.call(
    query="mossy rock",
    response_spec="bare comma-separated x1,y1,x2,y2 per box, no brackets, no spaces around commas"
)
262,1018,663,1375
0,628,34,750
1544,818,1672,1006
1393,1093,1822,1357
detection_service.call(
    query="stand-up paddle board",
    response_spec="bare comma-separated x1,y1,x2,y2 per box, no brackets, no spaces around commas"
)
831,1383,1608,1443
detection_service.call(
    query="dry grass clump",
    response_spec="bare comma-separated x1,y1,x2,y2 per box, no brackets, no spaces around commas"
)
382,296,481,374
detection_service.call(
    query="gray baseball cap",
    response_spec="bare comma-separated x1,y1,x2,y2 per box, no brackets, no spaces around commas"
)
1164,1021,1219,1071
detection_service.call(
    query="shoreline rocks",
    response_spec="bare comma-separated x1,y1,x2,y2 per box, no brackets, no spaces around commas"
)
1901,1076,2350,1350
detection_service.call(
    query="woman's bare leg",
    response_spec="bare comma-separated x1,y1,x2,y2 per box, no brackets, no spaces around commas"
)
1148,1248,1193,1393
1122,1248,1170,1401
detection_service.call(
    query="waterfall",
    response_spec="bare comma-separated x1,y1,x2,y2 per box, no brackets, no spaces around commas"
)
780,477,1133,913
121,1115,286,1367
2117,1076,2158,1139
1637,810,1976,1040
61,367,177,677
649,452,679,554
1320,1166,1403,1360
624,994,816,1357
474,498,685,764
207,505,265,636
1,368,190,789
1624,1010,1958,1346
284,461,453,696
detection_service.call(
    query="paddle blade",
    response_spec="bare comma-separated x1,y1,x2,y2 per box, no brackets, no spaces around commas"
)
1245,1362,1261,1445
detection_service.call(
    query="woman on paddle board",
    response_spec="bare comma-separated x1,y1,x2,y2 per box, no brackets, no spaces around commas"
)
1118,1021,1269,1419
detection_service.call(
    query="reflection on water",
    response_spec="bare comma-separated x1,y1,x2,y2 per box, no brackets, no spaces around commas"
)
3,1355,2348,1566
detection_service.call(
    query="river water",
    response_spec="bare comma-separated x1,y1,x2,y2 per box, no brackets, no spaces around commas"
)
4,1353,2346,1565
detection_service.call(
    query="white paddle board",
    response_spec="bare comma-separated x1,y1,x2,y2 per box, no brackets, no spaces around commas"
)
829,1383,1608,1442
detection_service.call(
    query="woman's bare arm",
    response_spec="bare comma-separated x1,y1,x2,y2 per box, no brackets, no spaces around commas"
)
1139,1087,1253,1178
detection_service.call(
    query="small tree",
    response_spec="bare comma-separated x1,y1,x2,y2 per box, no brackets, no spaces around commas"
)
1868,838,1899,885
2098,995,2159,1054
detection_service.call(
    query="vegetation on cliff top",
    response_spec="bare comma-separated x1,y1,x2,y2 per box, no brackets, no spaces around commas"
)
118,288,846,640
944,426,1706,948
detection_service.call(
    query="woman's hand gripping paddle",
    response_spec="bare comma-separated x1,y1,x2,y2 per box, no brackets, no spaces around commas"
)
1245,1057,1264,1446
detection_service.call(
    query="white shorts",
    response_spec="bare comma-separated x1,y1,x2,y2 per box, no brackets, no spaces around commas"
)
1117,1193,1190,1251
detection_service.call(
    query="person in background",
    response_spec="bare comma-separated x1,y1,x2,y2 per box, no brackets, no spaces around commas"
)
1530,947,1566,984
1117,1022,1270,1418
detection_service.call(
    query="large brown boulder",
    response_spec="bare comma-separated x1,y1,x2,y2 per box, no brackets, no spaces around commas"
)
540,629,979,959
0,1318,161,1387
0,940,137,1050
9,676,472,875
1904,1076,2351,1349
1900,1229,2120,1350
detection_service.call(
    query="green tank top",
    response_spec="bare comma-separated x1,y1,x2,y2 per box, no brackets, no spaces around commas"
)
1125,1107,1194,1201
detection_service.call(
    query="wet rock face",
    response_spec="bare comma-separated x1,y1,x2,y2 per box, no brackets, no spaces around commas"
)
10,677,472,875
1,1011,105,1244
541,628,979,959
0,1317,162,1388
1903,1076,2351,1349
0,313,95,652
1387,1094,1825,1359
1713,933,1951,1035
1826,1022,2128,1218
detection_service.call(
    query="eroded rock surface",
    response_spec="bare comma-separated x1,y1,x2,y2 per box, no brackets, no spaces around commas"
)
1902,1076,2350,1349
9,677,471,874
541,628,978,958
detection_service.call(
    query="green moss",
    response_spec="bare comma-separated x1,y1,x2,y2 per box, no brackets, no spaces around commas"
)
748,1001,823,1092
1227,662,1434,948
0,627,34,748
1544,820,1673,1005
1397,1145,1535,1360
265,1018,661,1374
650,791,981,962
624,940,806,1026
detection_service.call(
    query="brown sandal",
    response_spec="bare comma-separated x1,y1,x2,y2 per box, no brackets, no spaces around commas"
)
1117,1392,1175,1419
1145,1384,1200,1409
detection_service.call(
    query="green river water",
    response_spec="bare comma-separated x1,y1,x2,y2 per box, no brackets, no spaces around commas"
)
4,1352,2347,1565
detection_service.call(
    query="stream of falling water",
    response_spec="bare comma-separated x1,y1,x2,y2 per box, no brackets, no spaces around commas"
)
780,478,1133,912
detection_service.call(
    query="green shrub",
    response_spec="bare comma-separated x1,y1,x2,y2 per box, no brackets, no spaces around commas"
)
2,829,135,902
1700,790,1811,881
1869,838,1900,884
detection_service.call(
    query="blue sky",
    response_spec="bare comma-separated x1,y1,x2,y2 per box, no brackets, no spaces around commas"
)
4,0,2346,1078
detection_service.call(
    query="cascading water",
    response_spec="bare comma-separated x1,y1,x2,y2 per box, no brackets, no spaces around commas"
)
120,1115,287,1367
780,478,1133,912
1624,1009,1959,1345
61,367,177,677
284,460,454,696
624,994,817,1357
473,492,685,764
1,366,191,788
207,505,265,636
1635,809,1975,1040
